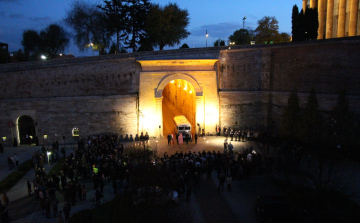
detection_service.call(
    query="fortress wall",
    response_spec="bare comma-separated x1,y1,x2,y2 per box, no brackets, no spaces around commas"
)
0,58,137,99
219,39,360,130
1,95,138,146
219,39,360,94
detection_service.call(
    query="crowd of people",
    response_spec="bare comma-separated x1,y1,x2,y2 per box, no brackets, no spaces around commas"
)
0,129,269,223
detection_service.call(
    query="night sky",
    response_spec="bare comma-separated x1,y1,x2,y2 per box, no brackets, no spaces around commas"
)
0,0,302,57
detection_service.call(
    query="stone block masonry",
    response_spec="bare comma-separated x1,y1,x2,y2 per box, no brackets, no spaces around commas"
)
0,58,137,99
1,37,360,144
1,95,138,146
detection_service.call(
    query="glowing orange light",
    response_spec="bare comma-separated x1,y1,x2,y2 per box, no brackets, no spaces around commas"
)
170,80,174,84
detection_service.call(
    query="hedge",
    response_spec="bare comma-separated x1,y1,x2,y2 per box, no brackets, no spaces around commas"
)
0,159,34,194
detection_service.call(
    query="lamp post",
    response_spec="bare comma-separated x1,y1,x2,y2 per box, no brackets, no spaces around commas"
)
47,151,51,165
90,42,94,56
206,30,209,47
243,17,247,29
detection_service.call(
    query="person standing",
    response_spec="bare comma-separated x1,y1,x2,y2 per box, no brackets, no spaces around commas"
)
223,126,227,136
63,202,71,223
167,133,171,146
230,129,234,141
216,125,220,136
228,142,233,154
223,140,228,154
61,147,66,158
226,176,232,191
194,134,198,144
217,173,226,192
14,153,19,166
27,180,32,196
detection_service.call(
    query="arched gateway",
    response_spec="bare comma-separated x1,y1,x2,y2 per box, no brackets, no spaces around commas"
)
138,59,219,138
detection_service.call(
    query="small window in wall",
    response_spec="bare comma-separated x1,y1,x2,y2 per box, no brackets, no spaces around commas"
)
72,128,79,136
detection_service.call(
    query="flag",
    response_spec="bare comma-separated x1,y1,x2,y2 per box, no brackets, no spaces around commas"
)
171,134,175,145
178,134,183,144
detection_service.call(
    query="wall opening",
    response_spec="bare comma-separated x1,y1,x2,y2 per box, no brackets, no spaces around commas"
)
17,115,36,145
162,79,196,137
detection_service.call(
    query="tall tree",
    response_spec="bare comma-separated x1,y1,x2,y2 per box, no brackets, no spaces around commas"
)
300,88,323,147
255,16,290,44
21,24,70,60
213,39,225,46
282,90,300,144
21,29,41,61
65,0,111,55
39,24,70,59
292,5,301,41
145,3,190,50
330,91,359,154
98,0,126,54
298,9,306,41
305,7,319,40
228,29,251,45
123,0,150,51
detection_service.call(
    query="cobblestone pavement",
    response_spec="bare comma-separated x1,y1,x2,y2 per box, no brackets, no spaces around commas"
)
2,138,281,223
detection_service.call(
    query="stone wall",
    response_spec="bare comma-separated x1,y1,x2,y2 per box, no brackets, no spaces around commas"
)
1,95,138,146
0,58,137,99
219,38,360,131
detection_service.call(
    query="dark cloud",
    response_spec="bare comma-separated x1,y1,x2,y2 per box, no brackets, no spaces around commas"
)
9,13,24,19
30,16,52,22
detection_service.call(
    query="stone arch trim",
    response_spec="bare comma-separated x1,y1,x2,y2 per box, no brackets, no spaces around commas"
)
155,73,203,98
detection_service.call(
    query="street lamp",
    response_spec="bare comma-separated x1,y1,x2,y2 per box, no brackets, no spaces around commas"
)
243,17,247,29
47,151,51,165
206,30,209,47
41,55,47,60
90,42,94,56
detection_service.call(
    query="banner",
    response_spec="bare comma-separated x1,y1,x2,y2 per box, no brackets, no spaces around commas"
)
178,134,183,144
171,134,175,145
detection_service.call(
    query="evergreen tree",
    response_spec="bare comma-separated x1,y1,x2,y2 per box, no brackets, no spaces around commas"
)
292,5,301,41
298,10,306,41
282,90,300,144
300,88,323,148
305,7,319,40
330,91,359,155
179,43,189,49
213,39,225,46
123,0,151,52
98,0,126,54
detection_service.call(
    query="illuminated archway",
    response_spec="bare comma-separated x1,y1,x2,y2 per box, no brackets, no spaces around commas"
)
17,115,36,145
162,79,196,136
155,73,202,98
